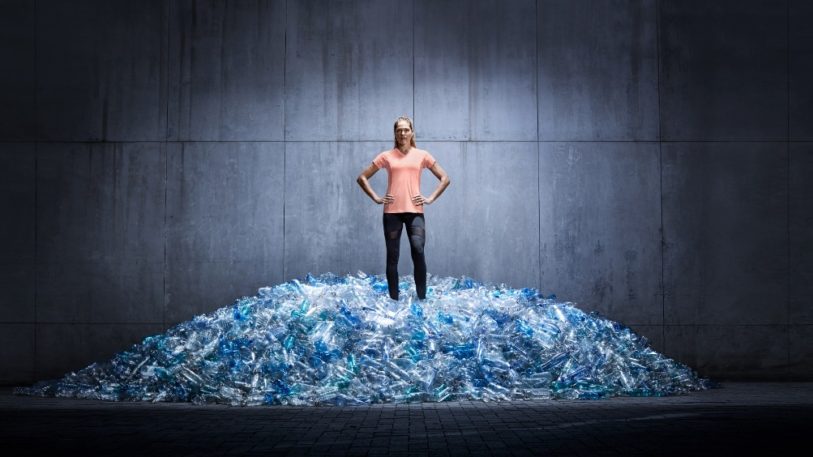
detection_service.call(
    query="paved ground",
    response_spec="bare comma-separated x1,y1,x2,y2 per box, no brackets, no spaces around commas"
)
1,383,811,456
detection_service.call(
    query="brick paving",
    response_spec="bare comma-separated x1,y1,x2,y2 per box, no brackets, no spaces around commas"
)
1,383,811,456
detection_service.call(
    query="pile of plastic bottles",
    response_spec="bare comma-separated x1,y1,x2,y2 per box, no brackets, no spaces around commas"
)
15,272,713,405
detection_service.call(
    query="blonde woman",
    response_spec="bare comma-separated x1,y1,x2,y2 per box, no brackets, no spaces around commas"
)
356,116,451,300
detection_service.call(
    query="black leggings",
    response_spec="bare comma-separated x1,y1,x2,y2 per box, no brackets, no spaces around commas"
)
383,212,426,300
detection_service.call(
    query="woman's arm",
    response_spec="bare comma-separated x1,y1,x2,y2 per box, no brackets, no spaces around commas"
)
356,163,392,204
415,162,450,205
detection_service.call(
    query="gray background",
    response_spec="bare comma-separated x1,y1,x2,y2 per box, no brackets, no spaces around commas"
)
1,0,811,384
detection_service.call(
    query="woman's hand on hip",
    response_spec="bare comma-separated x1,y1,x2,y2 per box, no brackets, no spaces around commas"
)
377,193,394,205
413,194,432,206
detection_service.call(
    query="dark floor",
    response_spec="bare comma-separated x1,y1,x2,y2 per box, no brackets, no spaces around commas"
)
2,383,811,456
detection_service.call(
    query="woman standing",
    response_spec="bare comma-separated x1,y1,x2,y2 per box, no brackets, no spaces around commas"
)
356,116,451,301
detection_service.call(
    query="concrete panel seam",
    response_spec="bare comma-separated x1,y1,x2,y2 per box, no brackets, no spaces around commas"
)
535,0,539,143
283,0,287,142
467,1,472,140
283,0,287,280
33,0,39,382
786,0,791,378
163,0,170,142
219,4,226,140
656,0,666,352
283,142,286,281
536,1,541,295
162,143,168,333
162,0,170,334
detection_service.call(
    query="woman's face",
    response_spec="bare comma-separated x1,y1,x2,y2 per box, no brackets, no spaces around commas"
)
395,120,413,146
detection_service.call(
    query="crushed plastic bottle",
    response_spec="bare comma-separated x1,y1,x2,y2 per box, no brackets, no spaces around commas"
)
14,272,714,405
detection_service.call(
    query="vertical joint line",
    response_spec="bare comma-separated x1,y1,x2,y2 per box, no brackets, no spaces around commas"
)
33,0,39,381
536,0,539,143
655,0,666,352
786,0,791,378
162,0,170,333
467,2,472,140
33,151,39,380
283,0,287,142
162,146,168,331
283,0,287,281
164,0,171,141
219,4,227,139
536,0,541,291
283,144,286,281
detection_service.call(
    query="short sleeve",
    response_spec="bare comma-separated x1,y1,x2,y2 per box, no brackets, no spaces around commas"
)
372,151,388,169
422,151,437,169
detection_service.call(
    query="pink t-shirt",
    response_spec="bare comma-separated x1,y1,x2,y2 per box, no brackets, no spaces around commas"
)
372,147,437,214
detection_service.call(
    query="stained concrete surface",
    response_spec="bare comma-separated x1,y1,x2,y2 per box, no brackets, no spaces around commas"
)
790,0,813,139
168,0,286,141
659,0,788,140
0,0,35,140
36,0,168,141
538,142,662,325
426,142,540,289
537,0,659,141
165,141,285,324
283,141,390,280
661,142,788,327
789,143,813,325
285,0,413,141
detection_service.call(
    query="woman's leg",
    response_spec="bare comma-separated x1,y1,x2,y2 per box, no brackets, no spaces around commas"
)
405,213,427,300
383,213,403,300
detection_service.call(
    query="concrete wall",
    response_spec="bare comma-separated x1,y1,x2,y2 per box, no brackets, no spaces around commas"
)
0,0,810,384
